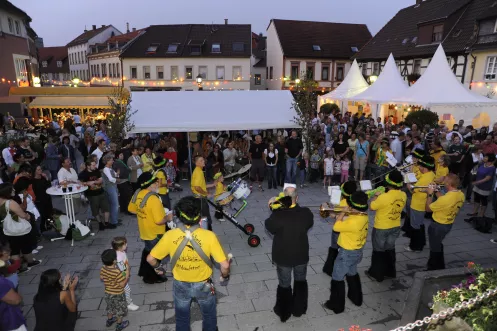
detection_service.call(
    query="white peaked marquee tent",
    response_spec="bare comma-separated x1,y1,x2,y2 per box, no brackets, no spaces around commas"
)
317,60,369,111
391,44,497,127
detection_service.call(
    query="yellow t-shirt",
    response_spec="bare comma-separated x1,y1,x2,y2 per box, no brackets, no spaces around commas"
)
141,153,155,173
191,167,207,197
431,149,446,170
215,182,225,197
154,169,169,195
411,171,436,211
150,227,227,282
376,148,391,167
339,198,348,207
435,166,449,183
430,190,465,225
128,189,166,240
333,214,368,250
370,189,407,229
412,164,421,180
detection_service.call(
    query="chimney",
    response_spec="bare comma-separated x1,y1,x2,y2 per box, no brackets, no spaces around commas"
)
126,22,130,33
132,28,136,32
92,25,97,30
224,19,228,25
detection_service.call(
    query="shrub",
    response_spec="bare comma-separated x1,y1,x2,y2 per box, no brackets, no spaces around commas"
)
404,109,439,128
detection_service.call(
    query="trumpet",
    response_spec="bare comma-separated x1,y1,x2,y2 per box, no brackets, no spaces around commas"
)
370,162,415,184
319,203,368,218
410,184,445,191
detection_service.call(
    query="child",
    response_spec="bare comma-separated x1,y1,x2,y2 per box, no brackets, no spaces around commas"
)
100,249,130,331
341,155,351,183
323,151,334,187
213,172,226,197
112,237,139,311
333,155,342,185
298,152,308,188
309,149,321,183
0,243,21,289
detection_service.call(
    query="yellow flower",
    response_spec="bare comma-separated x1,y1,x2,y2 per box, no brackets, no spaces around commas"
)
460,294,465,301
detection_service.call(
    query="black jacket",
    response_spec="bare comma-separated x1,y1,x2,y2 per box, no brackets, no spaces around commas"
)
265,205,314,267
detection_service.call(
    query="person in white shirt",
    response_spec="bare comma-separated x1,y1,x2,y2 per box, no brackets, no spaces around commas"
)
223,140,240,174
73,113,81,124
91,139,106,165
390,131,404,165
2,139,16,167
57,158,79,183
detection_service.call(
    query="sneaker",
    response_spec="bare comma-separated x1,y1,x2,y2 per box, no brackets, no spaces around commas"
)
18,266,30,274
116,320,129,331
32,250,39,254
36,246,43,250
106,316,117,327
491,239,497,244
127,303,139,311
404,245,422,253
218,217,226,222
28,260,42,268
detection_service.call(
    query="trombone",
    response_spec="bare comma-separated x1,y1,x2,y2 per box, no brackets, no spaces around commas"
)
410,184,445,191
319,203,368,218
370,162,413,184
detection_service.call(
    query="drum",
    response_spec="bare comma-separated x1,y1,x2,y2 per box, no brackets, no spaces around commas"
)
228,178,242,194
233,180,251,199
215,192,234,206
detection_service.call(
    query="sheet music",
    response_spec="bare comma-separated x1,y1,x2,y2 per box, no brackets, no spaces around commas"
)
385,151,397,167
405,155,413,164
404,173,417,183
360,180,373,191
330,187,341,206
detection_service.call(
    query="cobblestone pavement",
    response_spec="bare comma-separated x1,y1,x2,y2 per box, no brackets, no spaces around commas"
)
19,181,497,331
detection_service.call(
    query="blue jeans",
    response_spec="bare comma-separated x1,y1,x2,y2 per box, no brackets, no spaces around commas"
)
173,279,217,331
410,209,425,229
428,221,452,253
285,157,298,183
276,264,307,288
332,248,363,281
143,235,162,251
372,227,400,251
105,185,119,225
331,230,340,249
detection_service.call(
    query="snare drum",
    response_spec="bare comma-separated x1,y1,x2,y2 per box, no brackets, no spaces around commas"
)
215,192,234,206
233,180,251,199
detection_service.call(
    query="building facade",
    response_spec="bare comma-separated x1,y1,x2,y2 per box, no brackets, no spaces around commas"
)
266,19,371,91
66,24,122,82
251,33,267,90
0,1,39,115
120,23,252,91
39,47,70,84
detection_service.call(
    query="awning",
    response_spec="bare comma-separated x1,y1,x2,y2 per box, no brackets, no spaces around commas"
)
28,96,113,109
9,86,125,97
130,90,299,133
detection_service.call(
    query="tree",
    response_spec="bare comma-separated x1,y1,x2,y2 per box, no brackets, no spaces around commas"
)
291,75,320,153
320,103,340,115
107,87,137,149
404,109,439,128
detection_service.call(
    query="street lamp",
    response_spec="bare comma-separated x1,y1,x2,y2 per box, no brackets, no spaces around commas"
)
72,77,80,87
368,75,378,84
295,78,301,84
196,74,203,91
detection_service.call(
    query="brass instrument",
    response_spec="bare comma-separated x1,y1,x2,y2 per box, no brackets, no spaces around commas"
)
411,184,444,190
319,203,368,218
370,162,415,184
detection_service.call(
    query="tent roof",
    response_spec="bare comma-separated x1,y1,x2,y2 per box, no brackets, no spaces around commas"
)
320,60,369,100
130,91,298,133
28,96,112,109
349,53,408,103
391,44,497,106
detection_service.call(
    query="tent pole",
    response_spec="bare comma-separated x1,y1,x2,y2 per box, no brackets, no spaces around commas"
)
341,100,344,114
187,133,192,177
376,104,379,119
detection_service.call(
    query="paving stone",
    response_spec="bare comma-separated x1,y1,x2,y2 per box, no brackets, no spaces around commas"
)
241,270,278,282
77,298,102,311
227,281,268,296
217,299,255,316
235,254,270,265
144,291,174,304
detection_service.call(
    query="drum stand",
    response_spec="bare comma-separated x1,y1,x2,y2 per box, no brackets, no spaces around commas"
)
206,199,260,247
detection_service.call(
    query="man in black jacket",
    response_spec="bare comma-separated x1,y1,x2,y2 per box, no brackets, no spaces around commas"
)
265,186,314,322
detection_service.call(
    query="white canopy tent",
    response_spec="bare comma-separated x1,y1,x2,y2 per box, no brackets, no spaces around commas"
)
129,90,298,133
390,44,497,127
317,60,369,111
348,54,409,118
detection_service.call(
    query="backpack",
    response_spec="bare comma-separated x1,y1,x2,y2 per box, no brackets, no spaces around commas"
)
470,217,493,234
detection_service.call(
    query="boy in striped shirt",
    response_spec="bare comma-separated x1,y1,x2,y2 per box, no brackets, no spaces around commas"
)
100,249,130,330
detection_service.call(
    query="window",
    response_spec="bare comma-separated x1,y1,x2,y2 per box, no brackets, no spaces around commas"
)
185,66,193,80
412,36,418,44
232,42,244,52
212,43,221,53
199,66,207,79
14,58,27,82
84,51,87,63
313,45,321,51
42,61,47,68
171,66,179,80
190,46,201,55
266,67,268,79
109,64,113,78
156,66,164,79
269,67,273,79
146,44,160,54
306,64,314,79
413,59,422,74
336,64,344,81
57,61,62,68
143,66,151,79
130,66,137,79
402,38,409,45
432,24,443,43
216,66,225,80
362,63,368,75
321,65,329,81
254,74,261,85
291,64,299,80
77,53,81,64
7,18,13,33
373,62,380,75
14,21,20,35
116,64,120,78
485,56,497,80
90,65,94,77
97,65,100,77
495,19,497,33
101,64,107,77
232,66,242,80
167,44,178,53
351,46,359,52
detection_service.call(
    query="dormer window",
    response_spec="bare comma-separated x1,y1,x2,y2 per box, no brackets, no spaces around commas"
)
42,61,47,68
432,24,443,43
57,61,62,67
232,42,244,52
167,44,178,53
212,43,221,53
351,46,359,52
412,36,418,44
402,38,409,45
494,19,497,33
190,46,201,55
146,44,160,54
313,45,321,51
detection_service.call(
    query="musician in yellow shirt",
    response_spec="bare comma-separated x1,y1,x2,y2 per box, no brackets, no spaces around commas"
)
406,155,436,252
425,174,465,270
322,181,357,277
324,191,368,315
434,155,450,184
367,170,407,282
190,156,217,230
213,172,226,197
430,141,446,172
401,148,425,236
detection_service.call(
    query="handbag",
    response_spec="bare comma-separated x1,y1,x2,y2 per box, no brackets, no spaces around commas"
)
2,200,32,236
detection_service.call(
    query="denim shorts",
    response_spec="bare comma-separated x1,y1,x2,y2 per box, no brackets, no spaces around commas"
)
372,227,400,251
332,248,363,281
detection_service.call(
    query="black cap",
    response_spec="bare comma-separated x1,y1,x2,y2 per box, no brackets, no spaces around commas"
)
347,191,368,212
341,181,357,197
418,155,436,171
385,169,404,188
412,148,425,159
138,172,158,189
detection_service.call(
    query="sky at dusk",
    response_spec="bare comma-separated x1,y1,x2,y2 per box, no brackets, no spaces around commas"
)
14,0,414,46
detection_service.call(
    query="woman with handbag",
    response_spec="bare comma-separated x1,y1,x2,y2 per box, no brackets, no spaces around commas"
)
0,183,41,272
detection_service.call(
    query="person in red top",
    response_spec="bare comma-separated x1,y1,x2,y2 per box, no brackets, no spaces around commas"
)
481,135,497,155
163,147,177,168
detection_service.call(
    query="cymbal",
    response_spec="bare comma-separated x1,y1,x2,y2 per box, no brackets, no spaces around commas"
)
223,172,238,179
237,164,252,174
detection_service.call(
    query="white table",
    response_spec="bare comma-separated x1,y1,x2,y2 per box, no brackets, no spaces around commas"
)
46,184,90,245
